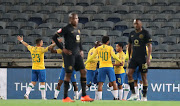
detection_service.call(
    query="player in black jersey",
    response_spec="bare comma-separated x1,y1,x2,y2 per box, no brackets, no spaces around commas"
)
127,19,152,101
52,13,93,102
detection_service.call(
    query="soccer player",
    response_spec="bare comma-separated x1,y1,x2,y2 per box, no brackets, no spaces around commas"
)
127,19,152,101
17,36,55,100
108,43,126,100
78,41,101,99
49,40,78,100
52,13,93,102
85,36,122,100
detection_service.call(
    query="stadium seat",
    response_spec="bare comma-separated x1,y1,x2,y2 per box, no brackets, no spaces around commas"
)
168,14,180,22
22,6,39,14
84,21,99,30
91,30,107,36
54,6,68,14
4,36,17,45
106,13,121,23
122,0,136,6
0,22,6,29
151,53,161,59
83,6,99,14
6,22,23,30
122,14,138,22
61,0,76,6
129,5,144,14
177,54,180,59
38,23,53,29
162,36,177,45
161,22,177,29
7,5,24,14
162,54,176,59
82,36,96,45
0,13,15,22
169,29,180,37
168,0,180,6
76,0,91,6
108,0,122,5
146,22,161,30
0,29,11,37
11,44,26,52
144,6,160,14
28,29,42,37
137,0,152,6
0,36,2,44
152,28,168,37
16,0,31,6
114,21,129,32
160,6,176,14
107,30,122,37
37,6,54,14
11,29,24,36
49,54,62,59
98,21,114,30
114,36,128,45
41,37,50,46
92,14,106,22
153,14,168,22
18,53,31,59
23,37,35,45
68,6,83,14
13,13,29,22
21,22,38,30
45,14,62,23
31,0,46,6
52,23,68,29
99,5,115,14
168,44,180,52
78,14,91,24
44,29,57,37
0,44,9,52
45,0,61,6
153,0,168,6
152,36,161,46
0,5,5,13
91,0,106,6
20,29,31,37
82,45,90,52
80,29,92,37
114,5,129,14
122,28,134,37
0,0,15,6
139,14,153,22
154,44,169,52
28,13,46,25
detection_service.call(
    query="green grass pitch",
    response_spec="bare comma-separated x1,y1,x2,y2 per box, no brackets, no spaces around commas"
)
0,100,180,106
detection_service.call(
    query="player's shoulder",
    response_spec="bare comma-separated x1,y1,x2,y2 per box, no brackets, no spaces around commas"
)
142,29,150,35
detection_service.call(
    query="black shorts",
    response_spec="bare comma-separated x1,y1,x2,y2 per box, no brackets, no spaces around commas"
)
128,58,148,73
63,53,85,73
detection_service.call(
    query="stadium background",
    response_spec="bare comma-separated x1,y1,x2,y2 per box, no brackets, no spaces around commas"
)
0,0,180,101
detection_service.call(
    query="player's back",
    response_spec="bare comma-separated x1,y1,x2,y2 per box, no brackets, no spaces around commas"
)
96,44,114,68
27,46,48,70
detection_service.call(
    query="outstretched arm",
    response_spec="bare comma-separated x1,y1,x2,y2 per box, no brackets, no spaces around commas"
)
17,36,29,47
85,49,98,64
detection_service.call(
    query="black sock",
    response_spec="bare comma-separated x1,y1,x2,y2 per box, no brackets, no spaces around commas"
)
143,86,148,97
64,81,69,99
81,77,87,97
129,81,135,94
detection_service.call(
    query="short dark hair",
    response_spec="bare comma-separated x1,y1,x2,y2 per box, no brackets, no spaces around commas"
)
102,36,109,44
117,43,123,49
36,38,42,45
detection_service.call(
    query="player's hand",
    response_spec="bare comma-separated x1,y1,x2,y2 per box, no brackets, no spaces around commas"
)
63,48,72,55
17,36,23,42
146,58,151,67
80,50,84,58
58,38,63,42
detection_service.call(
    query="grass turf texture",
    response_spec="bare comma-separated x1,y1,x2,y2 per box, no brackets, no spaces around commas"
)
0,100,179,106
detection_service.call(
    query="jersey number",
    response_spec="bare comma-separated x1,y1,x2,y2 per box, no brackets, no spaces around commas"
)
99,51,108,61
32,54,40,63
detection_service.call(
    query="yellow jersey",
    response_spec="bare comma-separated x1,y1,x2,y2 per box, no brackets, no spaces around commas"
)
85,44,122,68
56,49,64,68
85,47,98,70
27,45,48,70
114,51,126,74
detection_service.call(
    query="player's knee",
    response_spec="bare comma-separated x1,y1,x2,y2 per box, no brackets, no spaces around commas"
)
40,82,45,85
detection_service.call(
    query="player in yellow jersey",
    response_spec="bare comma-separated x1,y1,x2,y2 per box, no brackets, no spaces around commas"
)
78,41,101,99
85,36,122,100
108,43,126,100
17,36,55,100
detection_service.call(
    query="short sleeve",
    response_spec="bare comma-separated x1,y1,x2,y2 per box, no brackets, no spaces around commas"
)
56,27,66,37
42,47,48,53
128,32,132,44
145,31,152,44
56,49,62,54
27,45,33,52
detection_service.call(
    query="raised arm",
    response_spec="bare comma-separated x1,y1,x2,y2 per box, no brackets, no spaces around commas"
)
84,49,98,64
52,29,64,50
17,36,29,47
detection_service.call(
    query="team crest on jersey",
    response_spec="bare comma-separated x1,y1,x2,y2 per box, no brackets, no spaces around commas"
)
131,35,134,37
139,34,144,39
68,66,73,70
91,52,93,55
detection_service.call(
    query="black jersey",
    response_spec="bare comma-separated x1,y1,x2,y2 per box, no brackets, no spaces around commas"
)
53,24,83,55
128,29,152,59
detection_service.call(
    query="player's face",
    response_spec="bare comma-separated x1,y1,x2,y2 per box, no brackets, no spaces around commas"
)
133,20,142,30
116,44,120,52
40,40,43,46
71,15,79,27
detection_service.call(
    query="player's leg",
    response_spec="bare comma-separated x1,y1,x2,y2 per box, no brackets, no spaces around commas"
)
123,71,130,100
39,69,46,100
71,70,78,100
118,73,125,100
94,70,99,100
107,67,118,100
134,67,140,100
24,70,38,99
97,68,106,100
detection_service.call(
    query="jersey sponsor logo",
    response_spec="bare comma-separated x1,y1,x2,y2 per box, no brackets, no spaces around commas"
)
131,35,134,37
134,39,140,46
76,35,80,42
139,34,144,39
